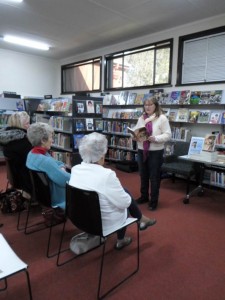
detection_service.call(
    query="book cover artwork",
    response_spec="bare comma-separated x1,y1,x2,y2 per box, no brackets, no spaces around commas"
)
95,102,102,114
209,112,221,124
170,91,181,104
86,100,95,113
176,108,189,122
188,137,205,156
197,111,211,123
126,92,137,105
75,119,85,131
179,90,190,104
86,118,94,131
76,102,85,113
73,134,84,149
202,134,217,152
188,110,200,123
127,126,148,143
220,111,225,124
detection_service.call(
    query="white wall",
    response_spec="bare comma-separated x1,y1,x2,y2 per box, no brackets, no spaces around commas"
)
0,49,60,98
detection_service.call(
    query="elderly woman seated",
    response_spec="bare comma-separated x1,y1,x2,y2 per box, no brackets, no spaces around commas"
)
69,132,156,250
26,122,70,210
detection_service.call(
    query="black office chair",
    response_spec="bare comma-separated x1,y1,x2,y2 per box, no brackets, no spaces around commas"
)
17,169,65,258
57,183,139,300
0,233,33,300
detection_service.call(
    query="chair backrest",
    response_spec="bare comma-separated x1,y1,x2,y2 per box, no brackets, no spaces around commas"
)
66,183,103,236
29,169,51,207
5,157,23,189
174,141,190,157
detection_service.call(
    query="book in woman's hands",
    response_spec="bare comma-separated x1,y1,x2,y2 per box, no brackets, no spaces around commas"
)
127,126,148,142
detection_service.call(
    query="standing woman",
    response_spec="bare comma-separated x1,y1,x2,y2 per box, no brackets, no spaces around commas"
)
134,96,171,210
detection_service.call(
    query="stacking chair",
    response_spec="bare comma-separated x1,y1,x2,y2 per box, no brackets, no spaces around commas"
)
0,233,33,300
57,183,139,300
17,169,64,258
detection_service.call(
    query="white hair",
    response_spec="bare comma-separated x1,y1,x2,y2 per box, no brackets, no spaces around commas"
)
79,132,108,163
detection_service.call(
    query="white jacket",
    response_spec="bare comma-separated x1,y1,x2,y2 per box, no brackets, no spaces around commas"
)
135,114,171,151
69,162,131,233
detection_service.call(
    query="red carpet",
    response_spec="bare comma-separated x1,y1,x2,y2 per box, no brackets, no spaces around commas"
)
1,163,225,300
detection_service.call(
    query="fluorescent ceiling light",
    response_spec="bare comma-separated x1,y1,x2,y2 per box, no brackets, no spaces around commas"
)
5,0,23,2
3,35,50,51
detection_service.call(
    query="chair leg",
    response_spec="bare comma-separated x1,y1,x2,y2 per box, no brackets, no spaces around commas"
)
24,270,33,300
97,222,140,300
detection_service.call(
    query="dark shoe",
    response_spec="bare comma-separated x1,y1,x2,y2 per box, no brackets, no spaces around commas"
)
114,237,132,250
148,205,157,211
139,219,157,231
136,197,149,204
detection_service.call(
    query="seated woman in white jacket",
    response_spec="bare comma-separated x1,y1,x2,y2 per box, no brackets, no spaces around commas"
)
69,132,156,250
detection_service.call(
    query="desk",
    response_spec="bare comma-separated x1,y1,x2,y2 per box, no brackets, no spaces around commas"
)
179,155,225,203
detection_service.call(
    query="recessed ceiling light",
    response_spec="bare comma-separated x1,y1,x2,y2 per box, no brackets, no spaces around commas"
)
3,35,50,51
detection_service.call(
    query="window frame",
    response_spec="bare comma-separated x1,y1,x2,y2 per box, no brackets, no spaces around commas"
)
61,56,102,94
104,38,173,91
177,26,225,86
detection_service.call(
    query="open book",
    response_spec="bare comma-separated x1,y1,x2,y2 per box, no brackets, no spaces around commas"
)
127,126,148,142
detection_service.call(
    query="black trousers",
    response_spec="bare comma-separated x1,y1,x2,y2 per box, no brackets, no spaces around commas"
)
137,149,164,206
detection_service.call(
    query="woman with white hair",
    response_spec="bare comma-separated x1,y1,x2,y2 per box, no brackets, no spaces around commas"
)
0,111,32,196
69,132,156,250
26,122,70,209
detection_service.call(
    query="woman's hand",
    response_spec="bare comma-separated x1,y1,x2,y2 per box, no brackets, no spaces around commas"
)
148,136,156,142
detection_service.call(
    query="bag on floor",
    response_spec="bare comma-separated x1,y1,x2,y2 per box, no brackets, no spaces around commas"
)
70,232,101,255
0,188,25,213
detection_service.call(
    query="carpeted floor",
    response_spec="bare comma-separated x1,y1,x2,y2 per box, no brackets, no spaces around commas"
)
0,162,225,300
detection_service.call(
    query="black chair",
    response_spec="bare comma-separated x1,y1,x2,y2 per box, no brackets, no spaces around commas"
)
161,141,196,198
17,169,64,258
0,233,33,300
57,183,139,300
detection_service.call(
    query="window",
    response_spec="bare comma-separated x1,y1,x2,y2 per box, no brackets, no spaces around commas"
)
177,26,225,85
61,57,102,94
104,39,173,91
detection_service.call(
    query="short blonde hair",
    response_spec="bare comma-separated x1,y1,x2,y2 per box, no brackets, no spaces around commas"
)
8,111,30,129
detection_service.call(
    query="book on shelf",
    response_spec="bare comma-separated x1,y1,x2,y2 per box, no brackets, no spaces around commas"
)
176,108,189,122
95,119,103,131
220,111,225,124
134,94,144,105
159,92,171,104
168,109,178,122
209,111,221,124
188,136,205,157
190,91,201,105
197,110,211,123
85,118,94,131
164,142,174,156
200,91,211,104
103,94,112,105
118,91,129,105
86,100,95,113
95,102,102,114
149,89,164,101
179,90,190,104
142,93,154,103
126,92,137,105
188,110,200,123
73,134,84,149
127,126,148,142
162,108,170,118
170,91,181,104
209,90,224,104
76,102,85,113
75,119,85,131
202,134,217,152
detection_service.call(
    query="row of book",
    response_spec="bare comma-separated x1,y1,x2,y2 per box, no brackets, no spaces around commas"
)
50,151,73,168
48,116,72,132
103,108,143,119
75,118,103,131
108,136,135,150
171,127,191,141
103,90,225,106
74,100,103,114
103,121,132,134
107,149,137,161
204,170,225,187
164,108,225,124
52,133,71,150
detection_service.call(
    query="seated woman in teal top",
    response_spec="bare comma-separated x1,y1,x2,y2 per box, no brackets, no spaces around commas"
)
26,122,70,210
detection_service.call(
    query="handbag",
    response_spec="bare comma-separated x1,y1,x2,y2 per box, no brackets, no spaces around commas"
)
70,232,102,255
0,188,25,213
